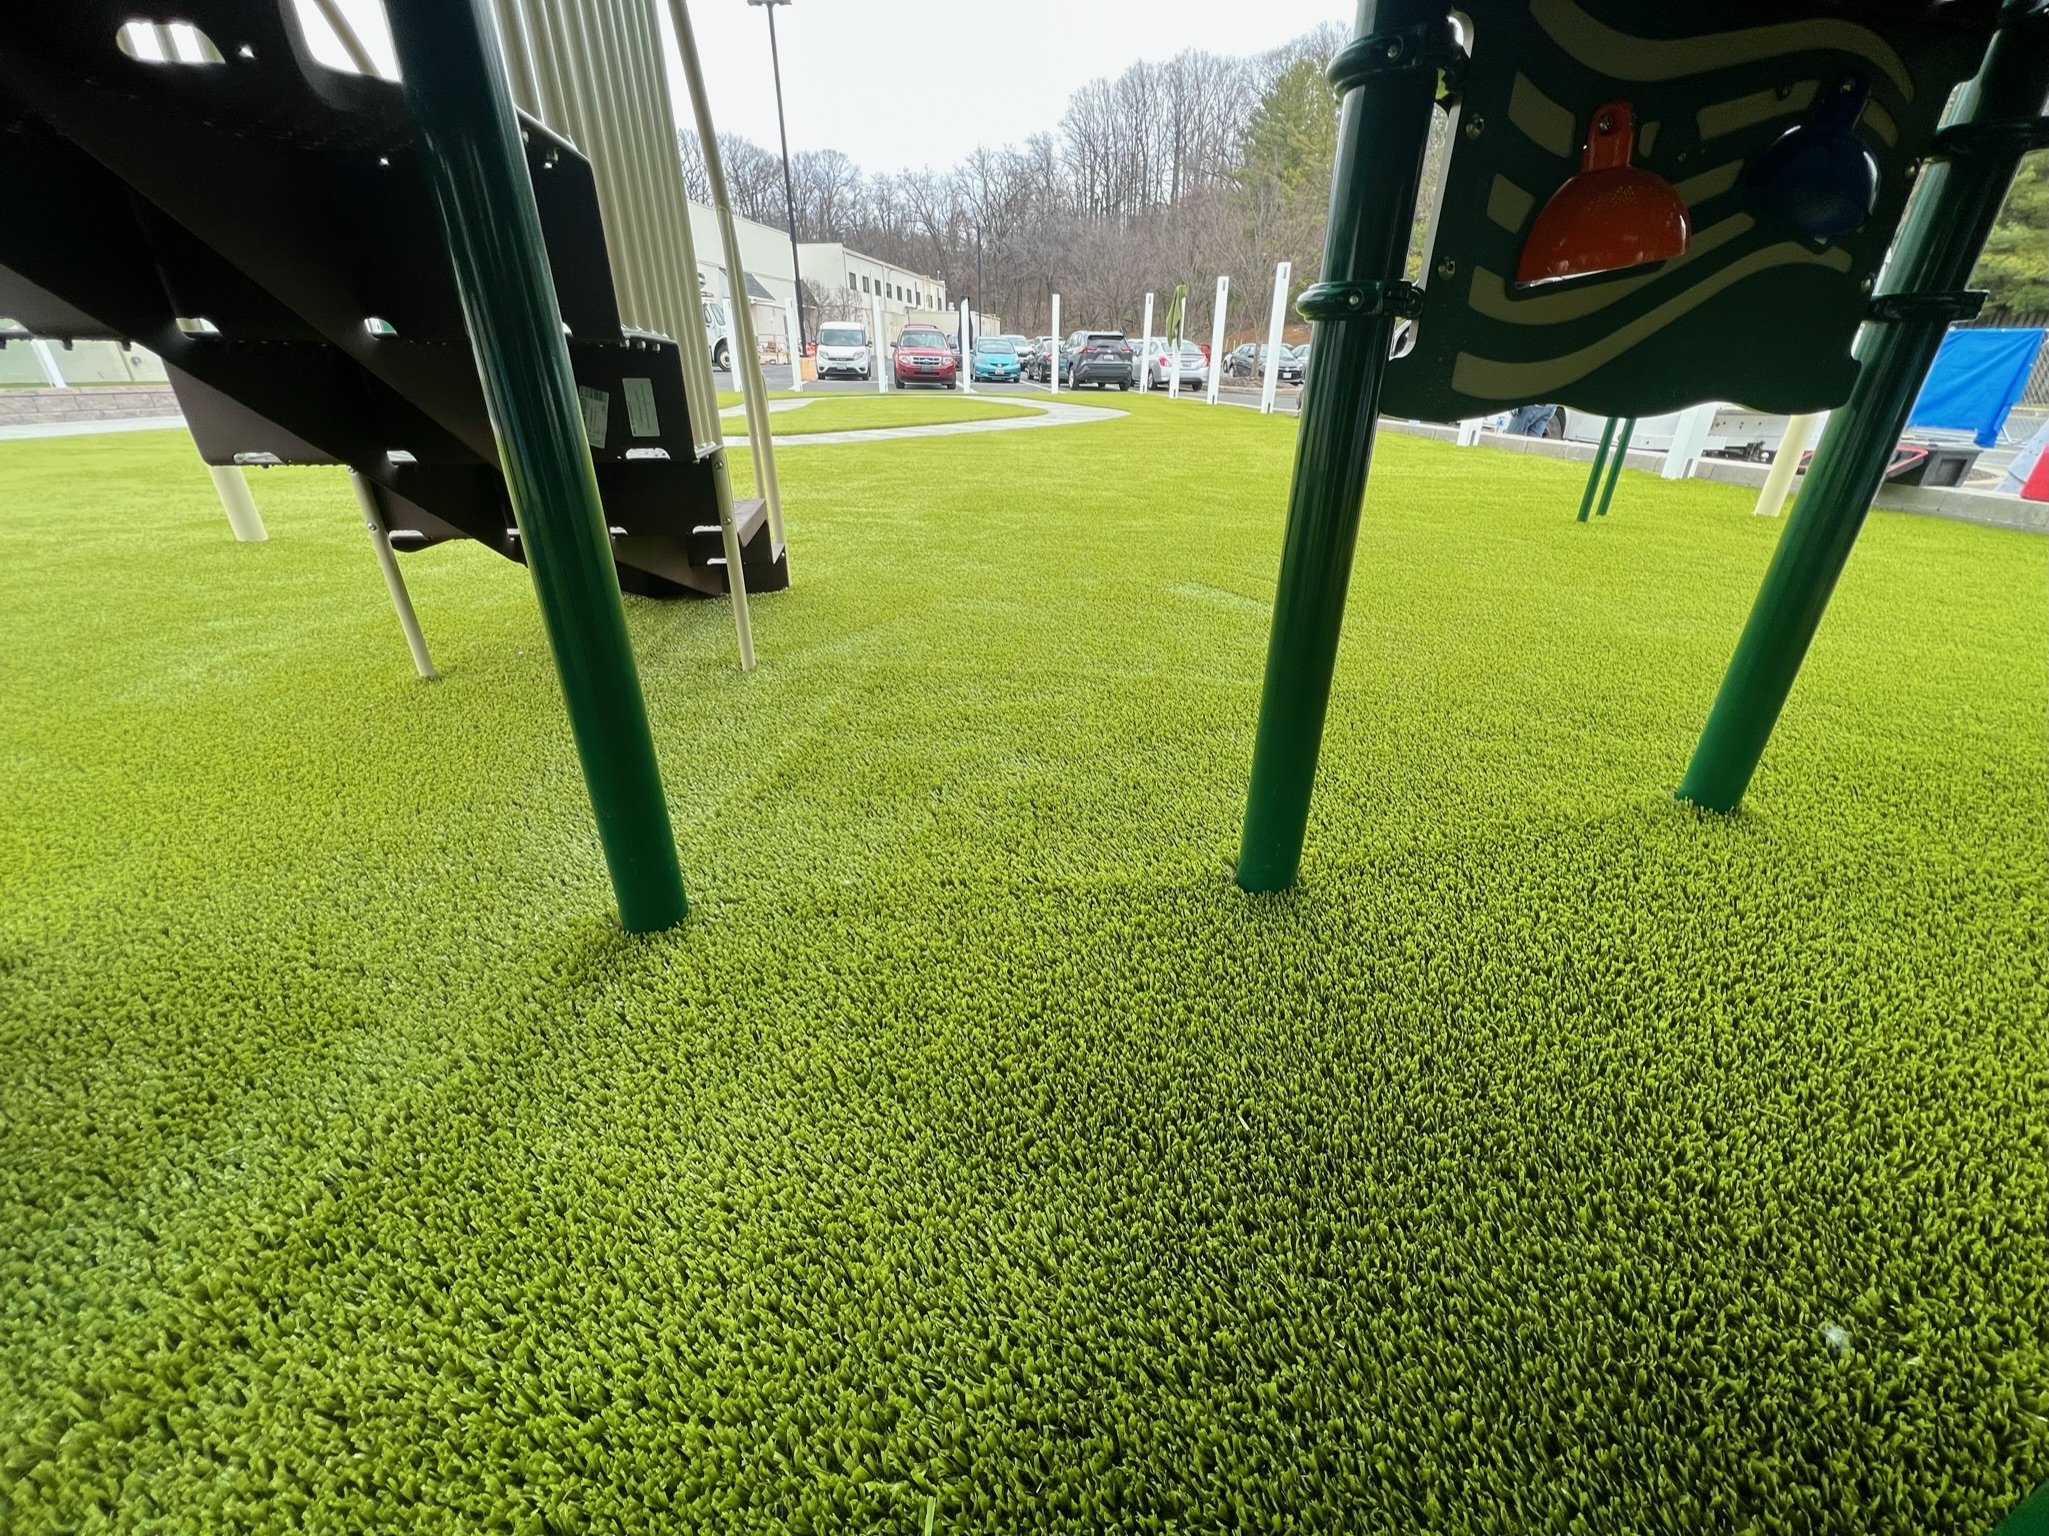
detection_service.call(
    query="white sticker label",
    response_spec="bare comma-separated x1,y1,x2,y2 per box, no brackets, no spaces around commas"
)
622,377,660,438
577,386,609,449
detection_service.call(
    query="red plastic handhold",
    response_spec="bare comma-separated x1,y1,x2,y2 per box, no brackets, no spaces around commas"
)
1517,100,1690,285
2023,442,2049,502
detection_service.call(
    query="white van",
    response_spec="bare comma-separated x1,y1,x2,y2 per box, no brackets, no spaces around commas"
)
814,322,872,380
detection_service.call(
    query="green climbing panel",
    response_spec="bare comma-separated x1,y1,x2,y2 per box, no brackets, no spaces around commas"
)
1383,0,2000,424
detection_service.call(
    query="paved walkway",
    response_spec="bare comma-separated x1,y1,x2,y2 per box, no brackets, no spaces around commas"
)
721,396,1126,448
0,414,186,442
719,398,819,418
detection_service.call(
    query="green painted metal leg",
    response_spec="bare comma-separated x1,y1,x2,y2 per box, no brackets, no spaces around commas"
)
1678,9,2049,815
1577,417,1617,523
1991,1477,2049,1536
1594,418,1635,518
385,0,687,932
1236,0,1456,893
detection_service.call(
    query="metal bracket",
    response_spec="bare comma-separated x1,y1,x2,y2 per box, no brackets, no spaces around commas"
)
1930,117,2049,158
1297,279,1424,322
1866,289,1988,323
1327,20,1465,94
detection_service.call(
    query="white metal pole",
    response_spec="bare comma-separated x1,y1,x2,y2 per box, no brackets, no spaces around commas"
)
1206,276,1227,406
1168,297,1182,401
28,338,68,388
209,464,268,543
1455,418,1483,446
1753,412,1823,517
348,471,435,678
1048,293,1060,395
665,0,781,549
714,495,755,672
1138,291,1154,392
872,294,887,394
784,294,802,392
307,0,378,73
1259,260,1290,415
959,299,972,393
1663,403,1717,480
654,0,760,671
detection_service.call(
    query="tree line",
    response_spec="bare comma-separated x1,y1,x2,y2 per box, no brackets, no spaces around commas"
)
677,24,1349,341
677,37,2045,342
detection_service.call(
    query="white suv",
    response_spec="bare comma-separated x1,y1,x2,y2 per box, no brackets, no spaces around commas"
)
814,322,872,381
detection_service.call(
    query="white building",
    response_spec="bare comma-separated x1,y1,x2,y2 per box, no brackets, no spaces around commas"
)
685,201,802,361
799,242,952,337
683,203,956,356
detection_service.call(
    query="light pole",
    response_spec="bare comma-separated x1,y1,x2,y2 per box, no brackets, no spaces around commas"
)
747,0,805,352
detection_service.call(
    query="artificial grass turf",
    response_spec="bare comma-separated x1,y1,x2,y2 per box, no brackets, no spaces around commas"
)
1,402,2044,1533
719,393,1042,436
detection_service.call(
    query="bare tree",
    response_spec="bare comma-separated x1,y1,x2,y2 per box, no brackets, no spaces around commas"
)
669,23,1358,337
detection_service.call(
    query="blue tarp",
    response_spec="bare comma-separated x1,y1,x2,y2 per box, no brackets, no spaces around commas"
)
1906,328,2044,448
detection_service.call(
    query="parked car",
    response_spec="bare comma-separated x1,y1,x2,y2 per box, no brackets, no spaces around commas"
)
971,336,1022,383
894,324,957,389
1064,329,1133,390
1222,342,1303,385
814,321,872,381
1023,337,1063,382
1142,340,1210,390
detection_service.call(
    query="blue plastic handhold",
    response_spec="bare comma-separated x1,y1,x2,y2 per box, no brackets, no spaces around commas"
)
1747,77,1882,242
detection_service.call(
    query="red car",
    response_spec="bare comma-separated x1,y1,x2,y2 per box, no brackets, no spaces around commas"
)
893,325,957,390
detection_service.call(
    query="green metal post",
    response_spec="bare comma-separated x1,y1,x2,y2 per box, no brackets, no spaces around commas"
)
385,0,687,931
1577,417,1618,522
1594,418,1636,518
1236,0,1457,892
1678,6,2049,815
1990,1477,2049,1536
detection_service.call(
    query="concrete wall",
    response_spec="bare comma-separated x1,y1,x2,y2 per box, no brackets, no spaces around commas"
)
0,385,180,428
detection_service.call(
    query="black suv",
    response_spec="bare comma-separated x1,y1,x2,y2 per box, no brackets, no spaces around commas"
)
1065,330,1134,390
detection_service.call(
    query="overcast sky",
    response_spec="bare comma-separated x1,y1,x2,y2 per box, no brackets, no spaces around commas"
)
658,2,1351,176
320,1,1351,176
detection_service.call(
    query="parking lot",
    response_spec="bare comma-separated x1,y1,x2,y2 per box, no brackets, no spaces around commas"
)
743,363,1306,414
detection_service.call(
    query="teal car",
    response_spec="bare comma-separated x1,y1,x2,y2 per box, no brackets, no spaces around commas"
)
970,337,1020,383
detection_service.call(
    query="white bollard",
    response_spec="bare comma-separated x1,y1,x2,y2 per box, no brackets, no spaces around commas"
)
872,294,887,394
1455,419,1483,447
1048,293,1060,396
1206,276,1228,406
784,295,802,393
1259,260,1291,415
959,299,972,394
1138,291,1153,392
1168,308,1182,401
1663,403,1717,480
1753,412,1823,517
209,463,268,542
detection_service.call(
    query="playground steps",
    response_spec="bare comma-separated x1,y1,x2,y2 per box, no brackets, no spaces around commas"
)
0,4,778,599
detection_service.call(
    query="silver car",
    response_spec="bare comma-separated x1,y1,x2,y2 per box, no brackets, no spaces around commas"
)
1142,340,1210,391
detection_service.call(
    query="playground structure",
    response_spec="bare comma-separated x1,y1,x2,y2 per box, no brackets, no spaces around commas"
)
0,0,793,932
1238,0,2049,892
